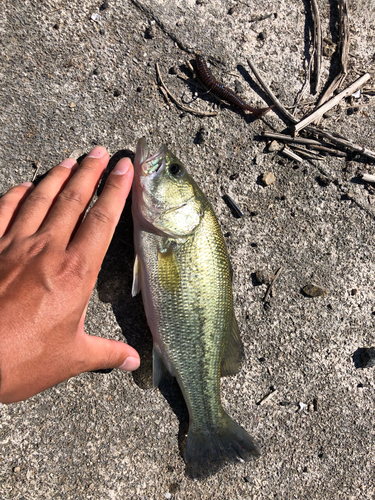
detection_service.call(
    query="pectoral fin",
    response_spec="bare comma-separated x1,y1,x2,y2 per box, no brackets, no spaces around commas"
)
220,313,244,376
132,254,141,297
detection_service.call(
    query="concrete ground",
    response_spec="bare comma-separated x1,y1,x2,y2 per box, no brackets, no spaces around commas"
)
1,0,374,498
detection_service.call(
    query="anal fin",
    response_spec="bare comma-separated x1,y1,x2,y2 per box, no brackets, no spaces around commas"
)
221,313,244,376
153,346,174,388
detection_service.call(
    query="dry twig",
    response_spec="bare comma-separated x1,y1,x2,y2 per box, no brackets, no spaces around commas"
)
247,58,298,124
290,145,324,160
362,173,375,183
258,389,278,406
306,144,346,157
294,50,315,108
294,73,371,133
32,161,41,182
315,0,350,118
262,132,347,157
264,266,283,302
262,132,322,146
155,63,218,117
311,0,322,93
305,126,375,161
282,148,304,163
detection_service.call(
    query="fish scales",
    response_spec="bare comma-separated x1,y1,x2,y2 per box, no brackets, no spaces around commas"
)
139,200,231,428
132,138,260,477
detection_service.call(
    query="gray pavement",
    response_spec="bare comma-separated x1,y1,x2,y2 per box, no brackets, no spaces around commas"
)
1,0,375,498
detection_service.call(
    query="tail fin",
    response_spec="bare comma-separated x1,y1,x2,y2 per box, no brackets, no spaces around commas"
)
185,412,260,479
249,104,275,118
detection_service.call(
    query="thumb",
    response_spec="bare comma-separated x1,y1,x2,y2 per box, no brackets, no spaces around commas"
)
81,335,140,373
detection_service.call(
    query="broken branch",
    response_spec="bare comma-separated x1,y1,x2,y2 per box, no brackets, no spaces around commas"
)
294,73,370,134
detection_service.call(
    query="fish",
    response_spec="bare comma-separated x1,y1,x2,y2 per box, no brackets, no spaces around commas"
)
131,138,260,477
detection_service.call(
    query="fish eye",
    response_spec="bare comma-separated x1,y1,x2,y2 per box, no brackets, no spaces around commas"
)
169,163,182,176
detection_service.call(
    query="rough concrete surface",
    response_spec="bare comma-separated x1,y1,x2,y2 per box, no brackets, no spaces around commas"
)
1,0,375,498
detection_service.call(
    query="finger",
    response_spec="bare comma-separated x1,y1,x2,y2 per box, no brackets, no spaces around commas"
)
5,158,77,238
40,146,110,244
68,157,134,269
78,335,140,373
0,182,34,238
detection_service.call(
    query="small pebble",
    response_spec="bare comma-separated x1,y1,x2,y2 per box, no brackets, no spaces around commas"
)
302,284,329,297
69,102,76,108
255,269,275,285
244,476,251,483
261,172,276,186
99,0,109,10
145,25,157,39
195,127,208,145
299,402,308,412
268,140,281,152
169,483,179,494
352,89,361,99
316,175,331,186
229,173,239,180
323,43,336,57
91,13,101,22
360,347,375,368
351,288,358,296
13,466,20,474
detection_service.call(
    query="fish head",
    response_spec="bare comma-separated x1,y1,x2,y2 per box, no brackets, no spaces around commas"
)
132,138,204,238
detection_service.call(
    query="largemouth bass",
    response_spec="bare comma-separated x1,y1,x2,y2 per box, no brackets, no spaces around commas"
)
131,138,260,477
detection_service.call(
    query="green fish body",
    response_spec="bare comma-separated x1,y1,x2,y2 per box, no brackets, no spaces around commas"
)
131,138,260,477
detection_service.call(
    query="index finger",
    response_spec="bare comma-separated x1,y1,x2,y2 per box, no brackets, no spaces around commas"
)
67,157,134,269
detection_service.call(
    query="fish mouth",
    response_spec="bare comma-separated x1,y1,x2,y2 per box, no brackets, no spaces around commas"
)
135,138,167,177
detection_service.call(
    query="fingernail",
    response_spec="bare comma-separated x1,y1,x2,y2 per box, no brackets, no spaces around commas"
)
21,182,33,187
87,146,107,158
112,157,131,175
118,356,140,372
59,158,77,169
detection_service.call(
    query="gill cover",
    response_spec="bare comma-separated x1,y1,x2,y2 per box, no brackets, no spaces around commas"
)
133,138,203,238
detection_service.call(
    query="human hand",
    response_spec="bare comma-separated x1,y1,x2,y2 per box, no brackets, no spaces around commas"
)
0,146,140,404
